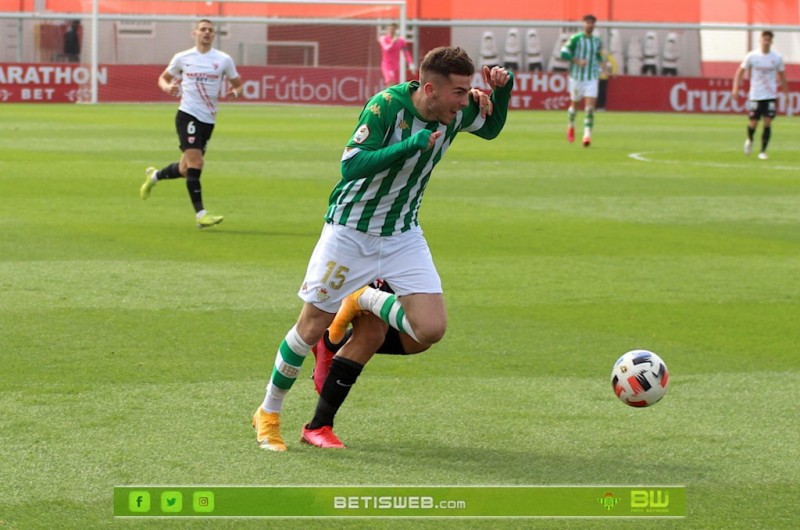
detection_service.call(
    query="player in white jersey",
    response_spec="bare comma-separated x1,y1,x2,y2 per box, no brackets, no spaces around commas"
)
252,47,513,451
732,31,789,161
139,19,243,227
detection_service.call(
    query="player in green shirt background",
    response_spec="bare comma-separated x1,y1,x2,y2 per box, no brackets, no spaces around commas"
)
560,14,608,147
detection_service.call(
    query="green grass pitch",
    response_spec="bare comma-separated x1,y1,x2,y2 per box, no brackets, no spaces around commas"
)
1,103,798,529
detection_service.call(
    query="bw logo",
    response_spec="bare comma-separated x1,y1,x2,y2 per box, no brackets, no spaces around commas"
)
631,490,670,509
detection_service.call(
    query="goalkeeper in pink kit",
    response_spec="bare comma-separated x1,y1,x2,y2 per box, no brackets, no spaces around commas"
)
379,23,415,86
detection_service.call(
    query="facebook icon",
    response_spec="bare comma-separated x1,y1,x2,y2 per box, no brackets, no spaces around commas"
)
129,491,151,512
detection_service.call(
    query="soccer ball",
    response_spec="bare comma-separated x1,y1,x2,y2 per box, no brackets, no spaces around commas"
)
611,349,669,407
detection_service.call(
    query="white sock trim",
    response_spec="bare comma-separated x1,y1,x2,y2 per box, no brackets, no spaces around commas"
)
262,384,287,413
359,288,419,342
285,325,312,357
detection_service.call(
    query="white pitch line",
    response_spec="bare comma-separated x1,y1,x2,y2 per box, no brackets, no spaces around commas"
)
628,152,656,163
628,151,798,171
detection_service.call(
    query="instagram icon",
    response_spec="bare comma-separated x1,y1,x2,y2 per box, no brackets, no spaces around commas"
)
192,491,215,513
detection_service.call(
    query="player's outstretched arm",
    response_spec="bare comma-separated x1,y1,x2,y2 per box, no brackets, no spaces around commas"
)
340,129,440,182
469,66,514,140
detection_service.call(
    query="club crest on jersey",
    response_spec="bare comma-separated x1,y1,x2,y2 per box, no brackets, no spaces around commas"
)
316,287,330,302
353,125,370,144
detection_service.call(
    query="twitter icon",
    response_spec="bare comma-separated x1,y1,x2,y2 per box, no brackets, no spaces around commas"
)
161,491,183,513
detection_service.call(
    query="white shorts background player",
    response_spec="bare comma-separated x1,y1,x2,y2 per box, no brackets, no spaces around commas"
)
731,31,789,160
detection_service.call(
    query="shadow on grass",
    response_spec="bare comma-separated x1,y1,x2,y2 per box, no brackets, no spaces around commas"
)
298,440,704,486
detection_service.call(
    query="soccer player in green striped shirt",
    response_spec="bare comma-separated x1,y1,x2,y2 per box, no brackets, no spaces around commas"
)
253,46,514,451
560,14,607,147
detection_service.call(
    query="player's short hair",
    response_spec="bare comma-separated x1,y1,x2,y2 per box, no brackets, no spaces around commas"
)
195,19,214,28
420,46,475,80
583,14,597,23
761,30,774,39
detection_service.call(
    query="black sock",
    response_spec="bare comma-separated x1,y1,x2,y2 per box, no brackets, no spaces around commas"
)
747,126,756,141
186,168,203,212
376,327,407,355
307,357,363,429
324,328,352,354
158,162,181,180
761,127,771,152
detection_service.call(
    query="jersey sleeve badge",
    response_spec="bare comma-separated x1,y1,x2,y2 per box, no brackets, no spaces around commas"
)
353,124,370,144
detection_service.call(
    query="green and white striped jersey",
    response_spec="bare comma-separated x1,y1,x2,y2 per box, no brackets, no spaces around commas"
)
560,32,604,81
326,79,511,236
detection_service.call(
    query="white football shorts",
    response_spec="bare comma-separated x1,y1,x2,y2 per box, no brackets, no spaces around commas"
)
298,222,443,313
569,78,599,101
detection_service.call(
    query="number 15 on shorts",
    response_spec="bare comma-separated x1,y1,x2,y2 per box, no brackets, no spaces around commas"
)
321,261,349,290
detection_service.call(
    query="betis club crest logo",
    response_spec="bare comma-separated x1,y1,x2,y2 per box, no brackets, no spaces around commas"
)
598,492,619,511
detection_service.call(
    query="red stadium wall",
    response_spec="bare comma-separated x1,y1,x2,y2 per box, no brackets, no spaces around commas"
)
3,63,799,116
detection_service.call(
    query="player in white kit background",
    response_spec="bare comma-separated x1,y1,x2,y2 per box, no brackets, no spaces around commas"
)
140,19,243,228
731,31,789,161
